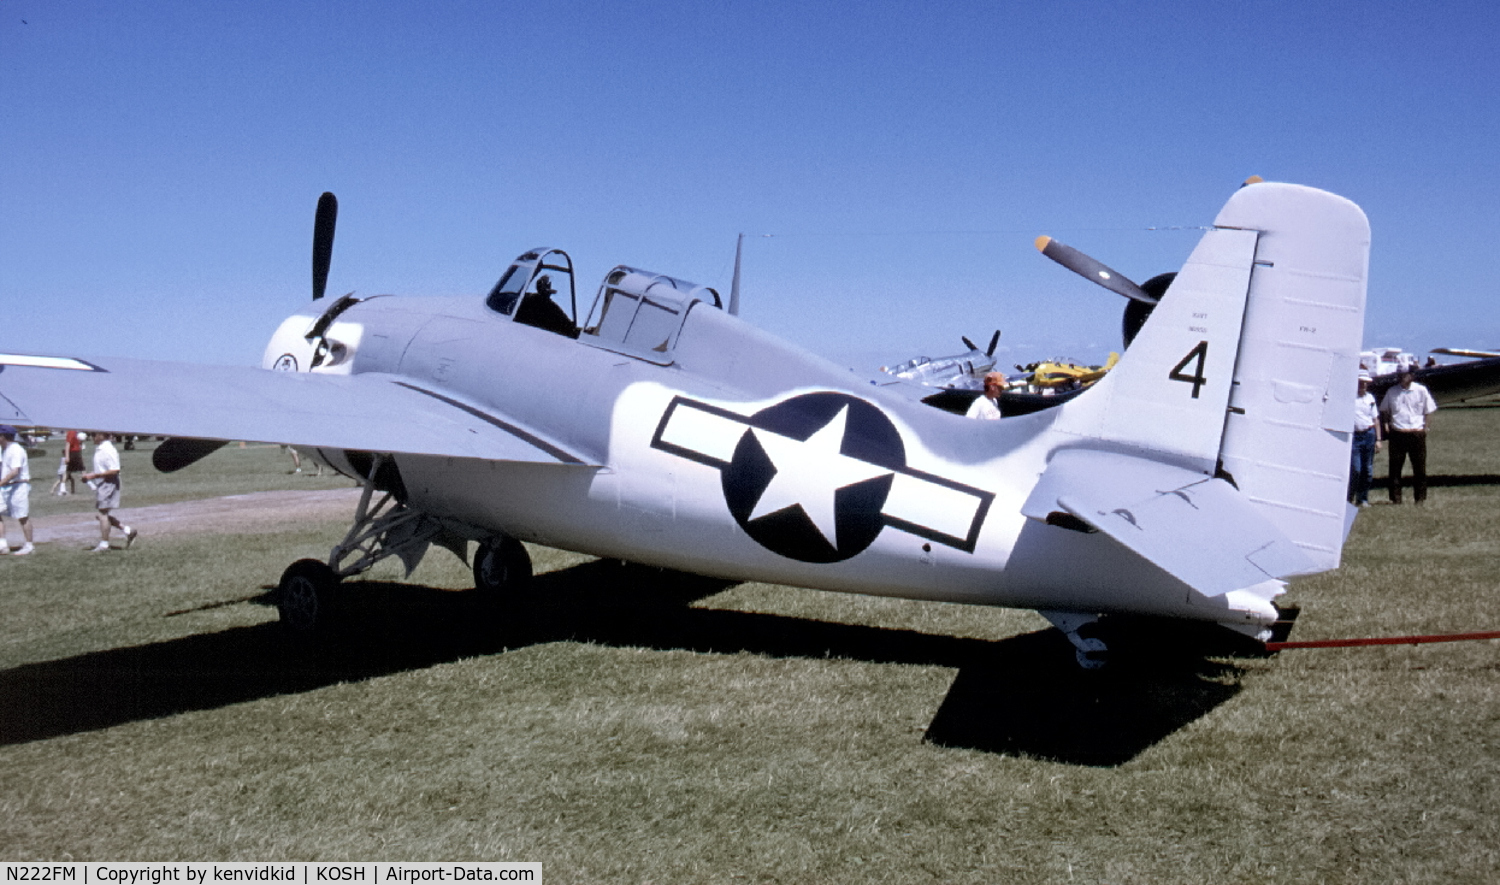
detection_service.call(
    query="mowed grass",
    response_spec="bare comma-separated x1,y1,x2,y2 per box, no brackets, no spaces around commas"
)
0,413,1497,882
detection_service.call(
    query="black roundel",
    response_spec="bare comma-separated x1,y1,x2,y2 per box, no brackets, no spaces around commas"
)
720,392,905,563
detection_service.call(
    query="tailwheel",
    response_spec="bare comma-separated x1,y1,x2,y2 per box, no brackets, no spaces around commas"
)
277,558,341,635
1039,610,1110,670
472,535,533,611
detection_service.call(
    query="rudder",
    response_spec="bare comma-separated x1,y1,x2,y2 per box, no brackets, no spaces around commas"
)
1215,182,1370,571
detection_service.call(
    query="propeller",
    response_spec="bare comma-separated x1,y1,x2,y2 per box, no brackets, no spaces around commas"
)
152,438,229,473
1034,236,1153,304
312,191,338,300
960,330,1001,356
156,191,339,474
1035,235,1176,348
1122,272,1176,348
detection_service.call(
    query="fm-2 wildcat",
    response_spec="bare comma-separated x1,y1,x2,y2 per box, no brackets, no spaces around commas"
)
0,181,1369,668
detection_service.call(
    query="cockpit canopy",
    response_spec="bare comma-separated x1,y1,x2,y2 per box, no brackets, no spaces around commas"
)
486,248,723,362
486,248,579,338
583,266,722,360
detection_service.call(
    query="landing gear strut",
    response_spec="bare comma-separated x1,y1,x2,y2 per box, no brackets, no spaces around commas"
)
275,453,469,635
1040,610,1110,670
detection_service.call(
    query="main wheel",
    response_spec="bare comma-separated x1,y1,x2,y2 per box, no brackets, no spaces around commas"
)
472,535,532,607
277,558,340,635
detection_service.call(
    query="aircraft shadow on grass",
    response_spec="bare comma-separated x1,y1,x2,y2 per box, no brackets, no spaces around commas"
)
0,560,1266,767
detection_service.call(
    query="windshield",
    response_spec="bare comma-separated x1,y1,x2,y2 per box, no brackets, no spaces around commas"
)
485,264,528,315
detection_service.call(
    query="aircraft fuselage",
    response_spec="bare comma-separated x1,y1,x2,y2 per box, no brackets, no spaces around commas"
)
263,293,1229,627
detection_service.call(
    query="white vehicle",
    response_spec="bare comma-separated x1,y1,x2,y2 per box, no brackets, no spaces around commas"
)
1360,347,1418,377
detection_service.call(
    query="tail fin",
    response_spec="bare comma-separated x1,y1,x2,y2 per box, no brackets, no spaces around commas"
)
1055,182,1369,570
1052,202,1261,471
1215,184,1369,570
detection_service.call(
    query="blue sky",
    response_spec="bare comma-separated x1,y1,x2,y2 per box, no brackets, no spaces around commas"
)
3,1,1497,371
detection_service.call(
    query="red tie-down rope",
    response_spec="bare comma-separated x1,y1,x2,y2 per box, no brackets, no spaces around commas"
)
1266,631,1500,651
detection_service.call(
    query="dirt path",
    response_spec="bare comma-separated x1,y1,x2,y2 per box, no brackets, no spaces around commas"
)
29,489,363,548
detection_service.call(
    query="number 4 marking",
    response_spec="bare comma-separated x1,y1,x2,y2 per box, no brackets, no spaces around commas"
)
1169,340,1209,398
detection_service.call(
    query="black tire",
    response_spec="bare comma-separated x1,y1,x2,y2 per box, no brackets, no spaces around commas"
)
472,535,533,605
277,558,340,635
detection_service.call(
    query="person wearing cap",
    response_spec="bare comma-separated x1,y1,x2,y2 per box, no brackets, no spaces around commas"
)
1348,372,1382,507
81,431,137,551
0,425,35,555
965,372,1006,420
1380,369,1439,505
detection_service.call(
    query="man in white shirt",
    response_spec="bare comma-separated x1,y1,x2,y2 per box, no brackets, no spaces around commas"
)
0,425,35,555
1349,373,1382,506
965,373,1005,421
1379,370,1439,505
82,431,137,551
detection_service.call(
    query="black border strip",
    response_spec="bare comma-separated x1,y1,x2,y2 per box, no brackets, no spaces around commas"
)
650,396,739,469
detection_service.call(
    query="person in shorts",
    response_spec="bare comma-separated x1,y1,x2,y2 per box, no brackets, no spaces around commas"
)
0,425,35,555
82,431,137,552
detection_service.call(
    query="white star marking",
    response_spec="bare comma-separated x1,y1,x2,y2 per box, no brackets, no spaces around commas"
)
747,405,892,549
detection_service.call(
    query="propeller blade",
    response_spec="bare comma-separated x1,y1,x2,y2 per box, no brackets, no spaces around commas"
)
153,437,229,473
312,192,338,301
986,329,1000,356
1035,236,1154,304
961,336,979,352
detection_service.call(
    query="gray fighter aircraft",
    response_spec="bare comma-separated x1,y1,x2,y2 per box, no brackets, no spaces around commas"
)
880,331,1001,390
0,181,1370,668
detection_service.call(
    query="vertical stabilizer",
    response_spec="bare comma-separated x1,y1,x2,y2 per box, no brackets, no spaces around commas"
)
1215,183,1369,571
1053,219,1260,473
1049,181,1368,576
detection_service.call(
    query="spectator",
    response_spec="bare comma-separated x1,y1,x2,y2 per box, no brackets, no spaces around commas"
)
965,372,1006,420
1380,370,1438,505
0,425,35,555
82,432,137,551
65,429,85,492
1349,373,1381,506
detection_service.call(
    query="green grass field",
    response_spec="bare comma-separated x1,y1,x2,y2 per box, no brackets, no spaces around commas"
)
0,415,1496,882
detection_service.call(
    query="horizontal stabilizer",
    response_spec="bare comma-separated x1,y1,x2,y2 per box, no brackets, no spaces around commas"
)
1022,448,1315,598
0,352,595,467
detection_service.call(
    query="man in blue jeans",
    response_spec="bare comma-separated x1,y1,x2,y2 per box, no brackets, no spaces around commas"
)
1349,373,1381,506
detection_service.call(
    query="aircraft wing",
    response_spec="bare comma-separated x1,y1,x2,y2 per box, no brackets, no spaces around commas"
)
0,352,594,466
1022,448,1317,597
1416,356,1500,403
1431,347,1500,359
1369,355,1500,405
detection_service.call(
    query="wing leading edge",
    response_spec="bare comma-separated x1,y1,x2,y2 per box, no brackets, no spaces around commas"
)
0,352,594,466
